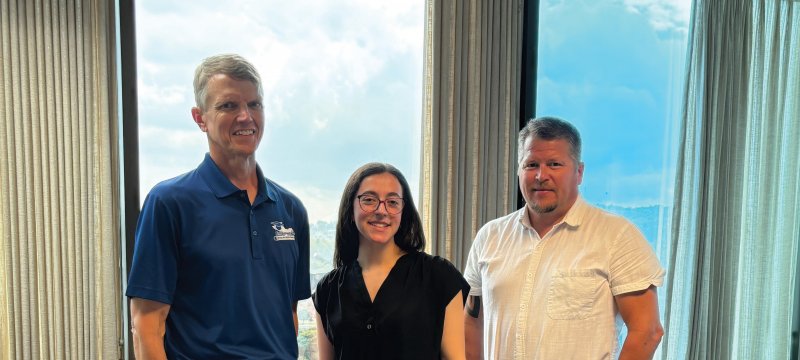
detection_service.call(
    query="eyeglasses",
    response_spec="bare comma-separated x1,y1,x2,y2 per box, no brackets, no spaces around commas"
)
356,194,404,214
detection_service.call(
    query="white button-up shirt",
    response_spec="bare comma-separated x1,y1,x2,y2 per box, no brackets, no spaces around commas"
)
464,197,664,359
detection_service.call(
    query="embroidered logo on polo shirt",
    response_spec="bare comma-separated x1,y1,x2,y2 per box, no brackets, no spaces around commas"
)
271,221,296,241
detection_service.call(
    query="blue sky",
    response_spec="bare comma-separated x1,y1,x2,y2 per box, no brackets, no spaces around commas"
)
136,0,690,223
537,0,689,207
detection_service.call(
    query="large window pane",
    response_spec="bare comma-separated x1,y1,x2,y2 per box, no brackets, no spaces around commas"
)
537,0,689,252
135,1,424,358
536,0,691,352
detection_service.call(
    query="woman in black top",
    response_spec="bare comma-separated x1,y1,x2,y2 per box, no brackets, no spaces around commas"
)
313,163,469,360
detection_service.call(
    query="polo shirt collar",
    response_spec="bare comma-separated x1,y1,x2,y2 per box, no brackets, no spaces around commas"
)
197,153,276,203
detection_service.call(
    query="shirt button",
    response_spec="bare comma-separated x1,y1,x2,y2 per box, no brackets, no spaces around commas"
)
252,230,258,236
366,324,372,330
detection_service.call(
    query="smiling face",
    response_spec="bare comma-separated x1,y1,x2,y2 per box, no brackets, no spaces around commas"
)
191,74,264,163
518,136,584,222
354,172,403,246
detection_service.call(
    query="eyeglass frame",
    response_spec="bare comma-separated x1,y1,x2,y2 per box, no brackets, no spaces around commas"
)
355,194,404,214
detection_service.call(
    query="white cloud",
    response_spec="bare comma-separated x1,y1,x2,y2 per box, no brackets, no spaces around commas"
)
136,0,422,130
138,163,196,205
138,153,206,202
312,116,330,131
622,0,691,34
137,80,187,106
139,125,206,151
137,125,207,201
135,0,424,212
279,182,342,224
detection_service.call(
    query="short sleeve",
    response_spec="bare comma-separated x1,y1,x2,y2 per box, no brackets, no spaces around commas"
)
312,269,344,344
312,271,333,315
429,255,470,308
608,222,665,295
293,202,312,301
125,190,180,304
463,226,487,297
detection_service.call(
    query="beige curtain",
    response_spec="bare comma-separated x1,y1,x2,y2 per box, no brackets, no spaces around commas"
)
420,0,523,269
0,0,122,359
662,0,800,358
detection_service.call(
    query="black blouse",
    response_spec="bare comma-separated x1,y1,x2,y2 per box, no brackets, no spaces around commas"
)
313,251,469,360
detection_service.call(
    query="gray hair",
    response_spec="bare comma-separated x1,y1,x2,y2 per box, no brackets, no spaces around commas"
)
193,54,263,110
517,116,582,164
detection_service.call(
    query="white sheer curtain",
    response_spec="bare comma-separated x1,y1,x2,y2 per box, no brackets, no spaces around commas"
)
0,0,122,358
420,0,523,269
663,0,800,358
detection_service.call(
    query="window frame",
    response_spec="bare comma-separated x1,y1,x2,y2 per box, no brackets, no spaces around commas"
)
117,0,139,358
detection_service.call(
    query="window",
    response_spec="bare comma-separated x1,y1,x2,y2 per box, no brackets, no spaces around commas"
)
537,0,689,254
535,0,691,350
135,1,424,358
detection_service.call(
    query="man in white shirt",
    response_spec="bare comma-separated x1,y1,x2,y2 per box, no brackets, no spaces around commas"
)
464,117,664,360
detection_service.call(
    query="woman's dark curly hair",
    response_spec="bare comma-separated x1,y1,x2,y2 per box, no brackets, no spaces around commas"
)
333,162,425,267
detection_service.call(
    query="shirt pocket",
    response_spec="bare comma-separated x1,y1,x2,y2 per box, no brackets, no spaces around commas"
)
547,269,604,320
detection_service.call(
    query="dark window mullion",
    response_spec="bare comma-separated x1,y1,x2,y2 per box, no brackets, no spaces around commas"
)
517,0,539,210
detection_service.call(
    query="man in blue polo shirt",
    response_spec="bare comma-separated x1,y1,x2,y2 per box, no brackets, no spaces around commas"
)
126,54,311,359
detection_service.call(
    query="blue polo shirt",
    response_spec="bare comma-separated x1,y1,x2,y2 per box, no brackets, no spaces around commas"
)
126,153,311,359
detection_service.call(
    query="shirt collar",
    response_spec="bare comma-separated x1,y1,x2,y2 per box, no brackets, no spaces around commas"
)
517,195,588,230
561,195,588,227
197,153,276,203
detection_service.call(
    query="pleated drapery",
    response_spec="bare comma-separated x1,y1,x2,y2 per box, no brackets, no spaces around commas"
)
420,0,523,269
0,0,122,358
662,1,800,358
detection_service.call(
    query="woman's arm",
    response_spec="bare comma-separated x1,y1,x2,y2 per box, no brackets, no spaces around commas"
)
464,294,483,360
315,312,335,360
441,291,467,360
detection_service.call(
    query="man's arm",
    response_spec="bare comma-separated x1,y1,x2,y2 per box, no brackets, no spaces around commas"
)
616,285,663,360
464,295,483,360
130,297,170,360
